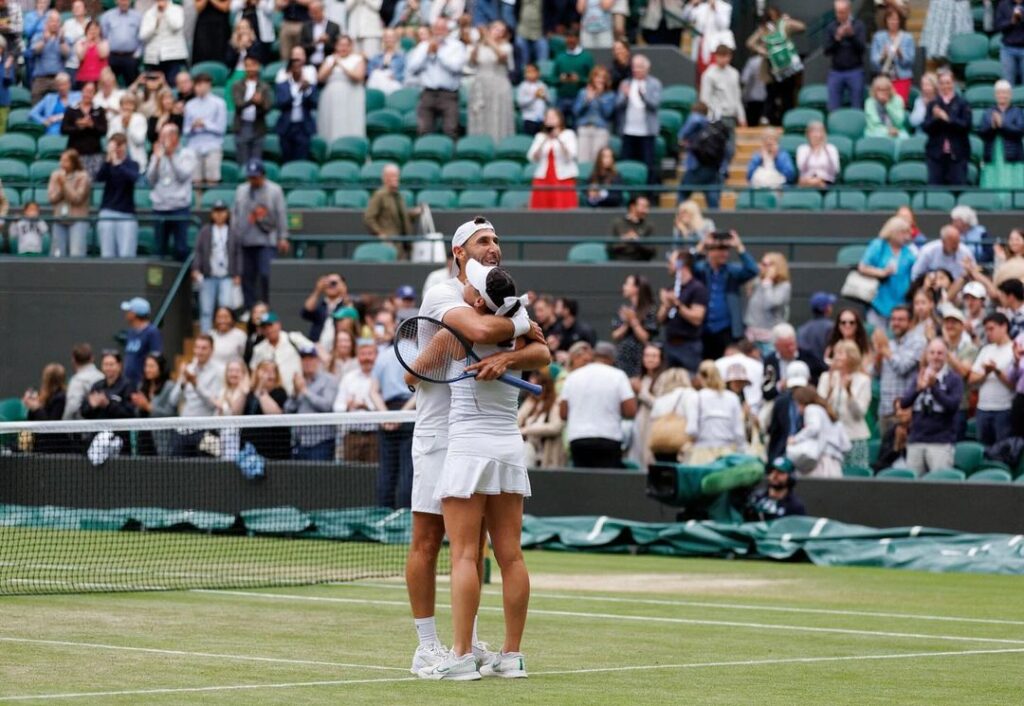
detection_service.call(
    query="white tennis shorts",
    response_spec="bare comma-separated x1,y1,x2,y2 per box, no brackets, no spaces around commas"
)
411,432,446,515
434,434,531,501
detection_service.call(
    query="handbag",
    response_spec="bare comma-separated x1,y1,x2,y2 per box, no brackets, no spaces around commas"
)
785,437,819,472
840,270,879,304
648,390,689,455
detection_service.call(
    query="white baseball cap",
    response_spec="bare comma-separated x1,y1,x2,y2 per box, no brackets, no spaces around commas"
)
940,304,966,323
450,217,495,275
962,281,987,300
784,360,811,388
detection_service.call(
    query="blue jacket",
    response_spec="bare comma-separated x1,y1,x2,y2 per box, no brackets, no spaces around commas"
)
997,0,1024,48
0,54,14,108
614,75,662,136
979,105,1024,163
572,88,615,130
901,370,963,445
746,151,797,184
693,249,759,339
677,112,708,171
29,91,82,135
367,51,406,84
274,79,318,136
869,30,915,80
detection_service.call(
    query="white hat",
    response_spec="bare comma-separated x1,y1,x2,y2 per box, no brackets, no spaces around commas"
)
725,363,751,385
940,304,966,323
450,218,495,276
962,281,987,299
784,360,811,388
464,259,527,316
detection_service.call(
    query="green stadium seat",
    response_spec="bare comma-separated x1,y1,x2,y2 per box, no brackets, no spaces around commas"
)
782,108,823,134
536,58,556,84
896,134,926,162
823,190,867,211
797,83,828,111
827,109,867,140
866,189,910,211
567,242,609,263
279,160,320,188
457,189,499,209
842,465,873,477
319,160,362,186
411,134,454,162
455,135,495,162
617,160,648,185
0,133,35,160
734,190,778,209
365,109,404,139
576,161,593,182
978,460,1012,474
190,61,230,86
9,85,30,108
416,188,457,209
965,84,995,108
957,191,1007,211
371,134,412,163
135,189,152,209
400,160,441,187
200,188,235,208
481,160,524,187
661,84,697,113
835,243,867,266
8,108,43,136
261,135,282,162
1014,85,1024,105
990,32,1003,58
286,189,328,208
136,226,156,254
0,157,28,181
887,162,928,187
971,107,986,132
365,88,386,113
329,136,369,163
498,190,529,208
842,161,886,186
969,134,984,164
263,161,280,181
967,468,1012,483
658,110,683,148
353,241,397,262
220,161,240,184
495,134,534,163
921,468,966,482
608,134,622,157
779,190,822,211
520,162,536,184
0,397,27,421
22,186,49,205
309,135,327,163
876,467,916,479
332,189,370,208
953,441,985,474
965,59,1004,85
400,110,419,137
829,134,854,164
260,60,284,83
948,32,990,66
385,86,420,113
4,186,20,208
967,161,979,184
221,134,237,161
854,136,896,166
911,190,957,211
441,160,482,187
779,134,804,158
360,160,390,187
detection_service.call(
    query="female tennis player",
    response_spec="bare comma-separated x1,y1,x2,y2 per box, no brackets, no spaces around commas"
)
418,259,543,681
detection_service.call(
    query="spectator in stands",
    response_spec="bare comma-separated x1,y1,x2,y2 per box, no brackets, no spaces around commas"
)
518,367,566,468
616,53,661,194
950,205,991,265
744,252,791,351
140,0,190,85
796,121,841,188
870,9,914,105
234,158,289,307
762,322,826,403
167,334,224,454
0,35,12,128
551,298,597,351
979,80,1024,189
997,279,1024,338
277,0,310,60
467,21,514,143
372,341,415,506
746,7,804,126
700,44,746,136
0,0,21,60
911,224,974,281
858,215,916,330
611,273,658,377
527,107,579,209
672,199,714,246
678,0,733,81
937,306,977,440
225,19,268,85
515,62,550,135
107,93,148,171
817,339,872,467
553,27,593,123
23,363,67,434
608,38,630,90
788,386,847,478
30,72,80,136
96,69,124,125
365,164,418,257
998,0,1024,85
908,71,937,132
585,146,624,208
234,0,276,59
658,249,708,372
231,55,272,167
325,326,358,378
47,148,91,258
250,312,307,394
119,297,163,388
864,75,908,139
572,65,615,164
192,200,242,333
608,195,655,261
559,340,636,468
347,0,384,56
10,201,48,256
285,344,340,460
923,69,972,187
29,11,67,104
63,343,104,420
73,20,109,88
81,350,136,420
995,228,1024,282
184,73,227,188
59,2,87,82
101,0,142,86
61,81,108,177
209,307,247,366
366,28,405,95
301,273,351,346
627,344,667,464
693,230,757,360
896,337,960,475
921,0,973,64
147,88,182,141
744,456,806,521
317,35,366,142
873,304,924,435
95,134,140,259
648,367,696,462
131,354,176,457
824,0,866,111
407,17,467,140
191,0,231,65
148,123,196,261
332,338,384,460
577,0,613,48
241,359,290,458
746,128,795,188
676,102,725,209
514,0,549,69
275,54,318,162
823,306,872,369
685,359,745,464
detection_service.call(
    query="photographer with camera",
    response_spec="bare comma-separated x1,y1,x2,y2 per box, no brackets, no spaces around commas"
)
692,229,758,360
527,107,579,209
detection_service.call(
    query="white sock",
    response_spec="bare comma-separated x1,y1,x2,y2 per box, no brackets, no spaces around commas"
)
414,616,438,647
472,615,479,645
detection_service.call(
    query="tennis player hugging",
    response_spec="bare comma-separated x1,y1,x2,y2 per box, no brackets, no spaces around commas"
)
402,218,551,681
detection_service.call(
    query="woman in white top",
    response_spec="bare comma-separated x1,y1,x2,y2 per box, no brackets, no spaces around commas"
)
215,358,250,459
685,360,745,465
107,93,149,171
527,108,579,209
646,364,696,464
518,367,566,468
788,386,848,478
346,0,384,57
210,307,248,367
672,199,715,245
679,0,734,82
908,72,937,131
816,340,872,468
62,0,89,81
139,0,190,84
468,21,515,143
796,121,840,188
317,36,367,142
324,328,360,379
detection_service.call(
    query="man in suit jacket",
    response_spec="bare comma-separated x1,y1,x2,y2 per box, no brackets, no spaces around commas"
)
364,164,416,258
615,53,662,194
763,360,811,463
300,0,341,69
231,55,274,167
923,69,972,186
761,323,827,404
275,57,319,162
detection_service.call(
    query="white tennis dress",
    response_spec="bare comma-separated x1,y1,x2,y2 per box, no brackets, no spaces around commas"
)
434,340,532,501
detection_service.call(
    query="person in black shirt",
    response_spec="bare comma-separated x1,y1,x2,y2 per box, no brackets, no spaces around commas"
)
242,358,291,459
61,81,108,177
824,0,866,111
657,250,708,372
923,69,972,186
551,298,597,351
744,456,807,522
23,363,68,453
95,133,140,258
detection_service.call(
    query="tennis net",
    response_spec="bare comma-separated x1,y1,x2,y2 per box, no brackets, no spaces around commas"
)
0,411,431,595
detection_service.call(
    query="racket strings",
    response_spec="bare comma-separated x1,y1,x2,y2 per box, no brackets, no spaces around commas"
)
396,319,468,383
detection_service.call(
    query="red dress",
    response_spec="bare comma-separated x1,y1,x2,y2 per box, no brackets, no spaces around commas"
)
77,43,108,84
530,148,578,210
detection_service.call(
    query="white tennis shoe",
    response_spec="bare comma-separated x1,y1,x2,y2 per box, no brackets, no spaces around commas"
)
410,641,448,675
479,651,528,678
472,641,498,669
417,651,482,681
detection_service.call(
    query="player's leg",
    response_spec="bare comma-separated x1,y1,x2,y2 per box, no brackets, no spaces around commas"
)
443,495,487,657
479,491,530,678
406,511,445,621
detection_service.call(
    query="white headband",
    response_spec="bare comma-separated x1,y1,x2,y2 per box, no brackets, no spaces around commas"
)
450,218,495,275
465,259,527,316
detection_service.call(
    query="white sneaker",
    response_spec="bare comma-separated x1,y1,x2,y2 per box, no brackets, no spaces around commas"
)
479,651,528,679
410,641,448,675
472,641,498,670
417,651,482,681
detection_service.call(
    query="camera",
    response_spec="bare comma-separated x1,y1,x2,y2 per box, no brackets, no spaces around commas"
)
711,231,732,241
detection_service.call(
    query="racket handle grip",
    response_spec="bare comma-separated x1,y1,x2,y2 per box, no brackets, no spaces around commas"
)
499,373,543,395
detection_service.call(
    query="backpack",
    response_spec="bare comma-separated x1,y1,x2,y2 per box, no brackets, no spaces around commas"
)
691,121,730,167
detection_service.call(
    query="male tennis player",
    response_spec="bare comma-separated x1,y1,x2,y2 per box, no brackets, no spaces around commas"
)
406,218,549,676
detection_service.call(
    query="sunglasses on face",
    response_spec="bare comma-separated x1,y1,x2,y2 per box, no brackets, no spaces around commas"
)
839,319,857,325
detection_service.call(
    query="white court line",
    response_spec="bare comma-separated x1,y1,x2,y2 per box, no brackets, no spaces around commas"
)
0,637,409,672
345,581,1024,627
3,647,1024,701
196,590,1024,647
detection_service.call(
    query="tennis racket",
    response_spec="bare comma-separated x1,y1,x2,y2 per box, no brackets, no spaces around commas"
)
394,316,543,395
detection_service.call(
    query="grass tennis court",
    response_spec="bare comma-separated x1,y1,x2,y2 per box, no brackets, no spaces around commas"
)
3,550,1023,704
